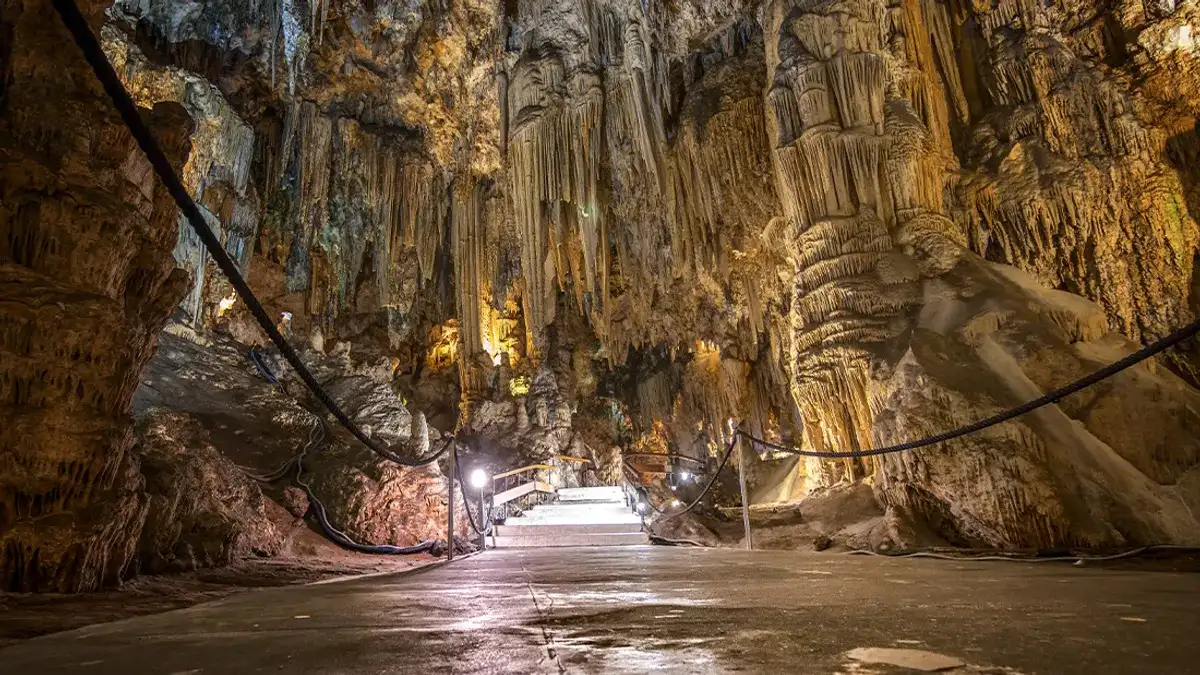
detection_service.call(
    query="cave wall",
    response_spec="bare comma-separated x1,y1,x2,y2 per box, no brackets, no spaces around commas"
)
4,0,1200,592
0,0,195,591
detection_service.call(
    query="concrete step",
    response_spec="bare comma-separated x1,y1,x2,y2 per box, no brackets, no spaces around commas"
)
512,513,641,526
526,503,633,516
506,513,643,526
494,522,641,537
491,531,650,548
557,487,627,503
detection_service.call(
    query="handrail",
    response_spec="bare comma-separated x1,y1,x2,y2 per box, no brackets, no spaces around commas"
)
493,480,556,507
553,455,592,464
623,452,706,466
492,464,555,481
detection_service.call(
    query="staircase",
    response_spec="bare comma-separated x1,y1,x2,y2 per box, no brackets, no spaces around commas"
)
492,486,648,548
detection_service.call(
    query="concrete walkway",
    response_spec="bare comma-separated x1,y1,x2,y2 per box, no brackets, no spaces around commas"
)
1,547,1197,674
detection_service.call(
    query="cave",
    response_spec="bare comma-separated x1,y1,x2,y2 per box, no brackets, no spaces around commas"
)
1,0,1199,671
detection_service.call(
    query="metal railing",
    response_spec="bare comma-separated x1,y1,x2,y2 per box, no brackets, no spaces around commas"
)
488,455,593,523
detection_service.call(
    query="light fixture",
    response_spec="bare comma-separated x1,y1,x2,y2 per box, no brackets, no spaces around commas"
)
679,471,691,482
217,293,237,317
672,499,683,507
469,468,489,490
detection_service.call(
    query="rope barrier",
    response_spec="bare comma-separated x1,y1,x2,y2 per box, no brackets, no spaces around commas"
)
51,0,451,469
636,435,739,520
739,314,1200,460
453,447,493,536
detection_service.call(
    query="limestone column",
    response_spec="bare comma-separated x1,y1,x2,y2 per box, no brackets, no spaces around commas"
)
0,0,192,591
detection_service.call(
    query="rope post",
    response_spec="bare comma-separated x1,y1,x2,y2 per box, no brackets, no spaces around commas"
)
735,427,753,550
478,488,486,551
447,446,456,561
490,493,498,549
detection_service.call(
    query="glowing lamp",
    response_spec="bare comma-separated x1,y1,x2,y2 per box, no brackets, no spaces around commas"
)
469,468,489,490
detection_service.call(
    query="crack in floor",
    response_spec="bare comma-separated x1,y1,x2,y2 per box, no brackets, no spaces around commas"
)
523,563,565,674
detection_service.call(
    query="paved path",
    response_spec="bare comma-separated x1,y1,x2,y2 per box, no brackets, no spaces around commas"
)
2,547,1197,674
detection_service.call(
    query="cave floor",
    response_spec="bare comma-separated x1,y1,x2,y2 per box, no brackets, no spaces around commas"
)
0,546,1197,674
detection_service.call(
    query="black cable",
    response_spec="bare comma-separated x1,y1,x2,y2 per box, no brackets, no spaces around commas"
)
51,0,450,469
845,545,1200,563
739,314,1200,460
247,346,280,385
293,415,436,555
453,449,493,536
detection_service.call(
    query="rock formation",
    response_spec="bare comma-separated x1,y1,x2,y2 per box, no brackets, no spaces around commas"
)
1,0,193,592
3,0,1199,590
135,411,283,574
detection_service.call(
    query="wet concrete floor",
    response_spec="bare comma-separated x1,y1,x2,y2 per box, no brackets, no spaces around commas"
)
0,546,1197,674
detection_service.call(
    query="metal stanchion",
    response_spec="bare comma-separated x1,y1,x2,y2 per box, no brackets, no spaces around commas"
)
736,432,753,550
479,488,487,550
469,468,489,551
490,493,498,549
447,446,456,561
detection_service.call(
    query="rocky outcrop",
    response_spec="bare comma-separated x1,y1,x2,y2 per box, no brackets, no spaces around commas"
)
760,0,1200,547
300,371,464,547
135,411,283,574
953,0,1200,384
139,329,467,550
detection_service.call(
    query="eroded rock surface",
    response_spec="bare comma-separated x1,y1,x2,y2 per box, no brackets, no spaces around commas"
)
135,411,283,574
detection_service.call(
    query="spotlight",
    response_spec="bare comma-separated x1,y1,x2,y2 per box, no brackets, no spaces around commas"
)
469,468,489,490
672,499,683,507
679,471,691,482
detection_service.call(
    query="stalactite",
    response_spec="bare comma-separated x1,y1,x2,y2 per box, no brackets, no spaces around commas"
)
453,181,491,395
297,102,333,244
507,66,604,349
668,93,772,280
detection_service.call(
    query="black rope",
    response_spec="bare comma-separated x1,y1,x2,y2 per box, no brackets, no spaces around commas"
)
453,448,493,536
739,314,1200,460
51,0,450,469
635,435,739,520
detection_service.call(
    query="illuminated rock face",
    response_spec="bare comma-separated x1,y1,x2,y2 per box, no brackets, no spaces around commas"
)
4,0,1200,591
762,0,1200,546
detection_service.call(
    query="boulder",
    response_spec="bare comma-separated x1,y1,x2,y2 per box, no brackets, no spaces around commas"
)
134,411,283,574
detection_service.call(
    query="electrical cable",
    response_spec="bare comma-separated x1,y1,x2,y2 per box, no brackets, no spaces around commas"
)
51,0,450,469
247,347,279,386
845,545,1200,564
647,534,709,547
293,414,436,555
